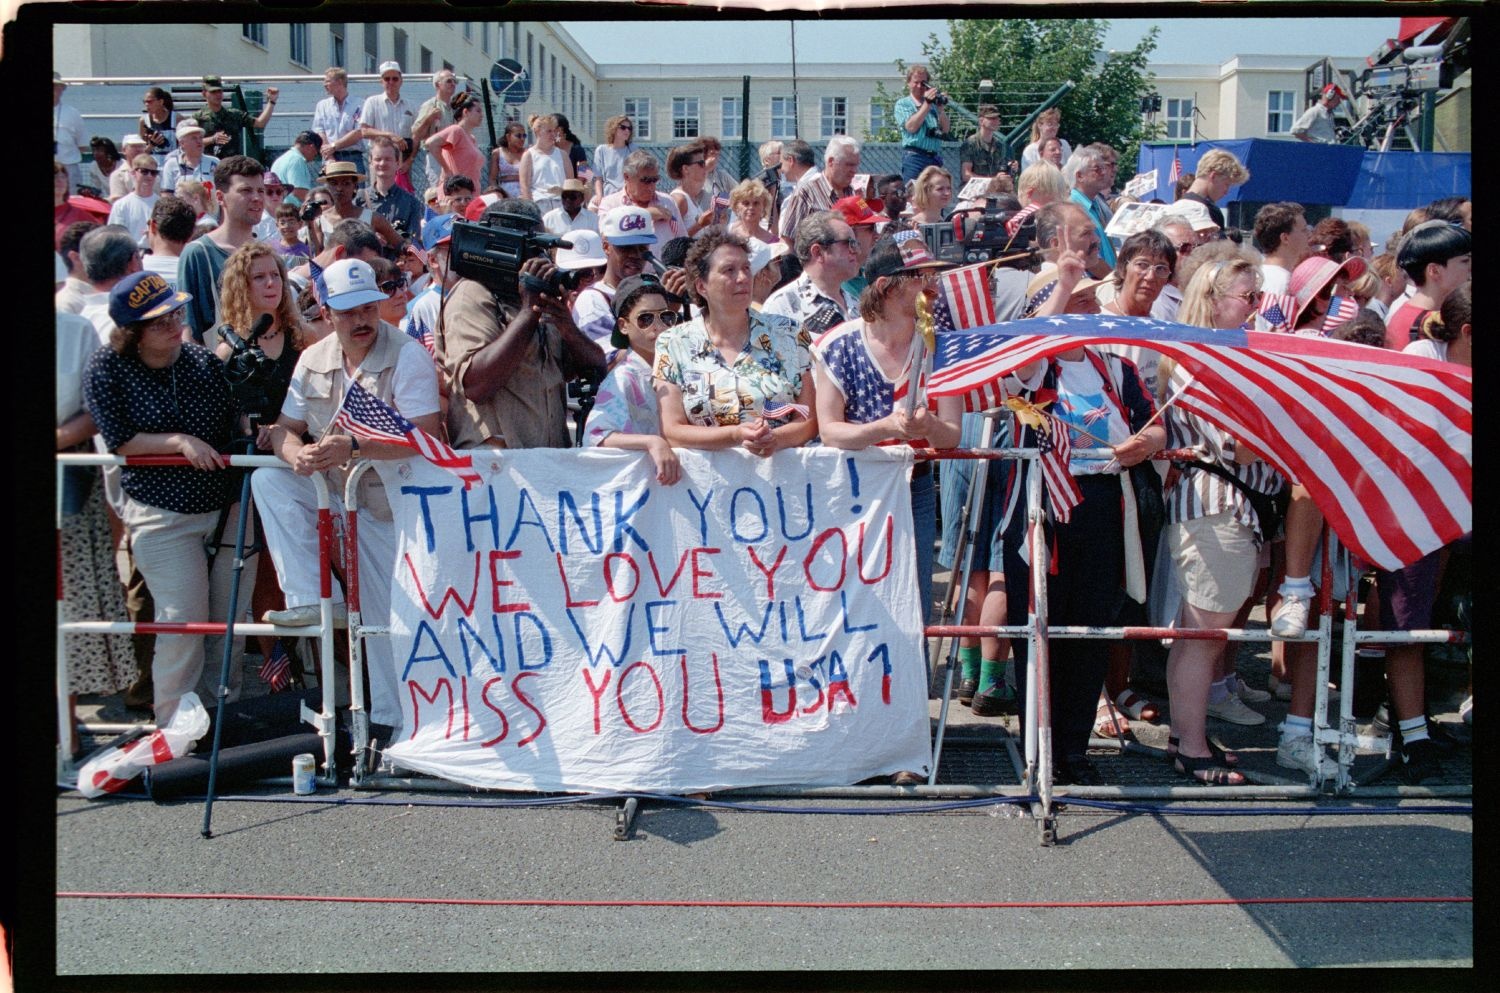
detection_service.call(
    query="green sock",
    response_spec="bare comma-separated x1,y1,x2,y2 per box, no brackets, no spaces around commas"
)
978,658,1004,694
959,646,982,681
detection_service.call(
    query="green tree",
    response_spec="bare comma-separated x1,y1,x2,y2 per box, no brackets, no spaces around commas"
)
868,19,1160,181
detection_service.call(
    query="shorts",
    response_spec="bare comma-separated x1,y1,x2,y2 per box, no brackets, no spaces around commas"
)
1375,547,1443,632
1168,509,1261,614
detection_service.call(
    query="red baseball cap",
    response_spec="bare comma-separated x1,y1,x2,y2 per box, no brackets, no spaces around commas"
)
831,194,885,227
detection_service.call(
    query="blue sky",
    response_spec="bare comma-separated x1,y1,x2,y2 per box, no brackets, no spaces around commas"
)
561,17,1398,67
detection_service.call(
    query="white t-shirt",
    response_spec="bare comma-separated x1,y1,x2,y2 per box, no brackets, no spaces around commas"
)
542,206,600,237
281,333,440,424
140,252,181,290
1260,264,1292,296
54,102,87,165
571,282,617,345
56,312,99,425
107,192,159,243
1402,338,1448,363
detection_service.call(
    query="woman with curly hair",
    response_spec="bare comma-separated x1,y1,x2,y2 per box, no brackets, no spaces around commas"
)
214,241,308,449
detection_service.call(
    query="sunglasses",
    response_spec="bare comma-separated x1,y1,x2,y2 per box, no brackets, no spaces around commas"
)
1225,289,1261,305
135,168,159,175
637,175,660,184
628,309,681,330
684,160,706,168
379,276,409,294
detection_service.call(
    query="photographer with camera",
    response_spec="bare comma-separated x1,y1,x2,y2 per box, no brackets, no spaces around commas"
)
896,64,950,183
436,199,606,450
212,243,308,449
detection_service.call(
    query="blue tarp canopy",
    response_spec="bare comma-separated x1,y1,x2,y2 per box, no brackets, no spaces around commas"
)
1136,139,1470,208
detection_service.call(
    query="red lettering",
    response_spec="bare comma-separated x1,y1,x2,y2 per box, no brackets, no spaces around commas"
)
488,550,530,613
616,661,665,733
800,678,825,716
803,527,848,592
604,552,640,602
679,653,725,734
479,677,509,747
746,544,788,600
459,675,470,740
512,672,547,747
827,679,858,711
409,678,455,740
645,548,691,597
404,551,480,619
856,514,894,585
689,547,723,599
555,552,600,608
882,674,891,706
581,667,612,735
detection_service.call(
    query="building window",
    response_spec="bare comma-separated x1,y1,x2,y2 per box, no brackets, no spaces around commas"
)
241,24,267,48
419,46,432,74
289,24,309,67
393,28,408,71
1165,97,1194,141
721,97,742,139
363,23,378,73
869,98,890,135
1267,90,1297,134
771,97,797,139
673,97,700,139
624,98,651,140
442,60,454,73
820,96,847,138
588,91,594,136
329,23,345,69
527,33,533,77
463,22,472,42
482,23,490,55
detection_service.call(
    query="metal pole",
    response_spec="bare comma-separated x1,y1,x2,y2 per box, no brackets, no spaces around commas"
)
1025,458,1052,823
201,463,256,839
1001,81,1075,161
789,22,800,140
741,75,752,179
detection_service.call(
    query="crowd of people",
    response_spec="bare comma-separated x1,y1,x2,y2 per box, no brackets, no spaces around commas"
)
55,63,1471,789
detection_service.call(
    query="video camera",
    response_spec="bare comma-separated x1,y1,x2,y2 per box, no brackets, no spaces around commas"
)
216,314,278,427
930,196,1043,268
450,209,583,308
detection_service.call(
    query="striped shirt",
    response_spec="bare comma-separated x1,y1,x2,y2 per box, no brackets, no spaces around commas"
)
777,173,853,241
1162,366,1285,540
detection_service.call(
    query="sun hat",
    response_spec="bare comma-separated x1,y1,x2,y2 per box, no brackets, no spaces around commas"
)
1288,255,1368,327
862,230,948,281
609,272,683,349
601,205,657,246
108,271,193,327
318,161,365,183
1166,199,1219,233
549,177,590,197
1023,269,1108,316
554,229,607,271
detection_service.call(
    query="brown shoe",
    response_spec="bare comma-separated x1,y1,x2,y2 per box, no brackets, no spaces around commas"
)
121,677,154,712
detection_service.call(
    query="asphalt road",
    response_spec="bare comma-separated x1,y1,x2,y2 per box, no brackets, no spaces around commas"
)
55,785,1472,976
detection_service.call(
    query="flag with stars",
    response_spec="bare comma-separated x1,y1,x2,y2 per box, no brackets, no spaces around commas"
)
308,258,329,307
926,312,1470,571
330,379,482,489
1035,412,1082,523
260,639,295,692
405,310,436,356
1258,292,1296,332
1322,295,1361,332
1168,149,1182,187
937,262,997,331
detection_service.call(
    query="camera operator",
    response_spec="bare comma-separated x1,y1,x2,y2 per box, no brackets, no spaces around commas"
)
436,199,606,450
213,242,307,450
83,272,255,726
896,64,950,183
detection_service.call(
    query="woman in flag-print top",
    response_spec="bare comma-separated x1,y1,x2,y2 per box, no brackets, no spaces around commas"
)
811,236,963,629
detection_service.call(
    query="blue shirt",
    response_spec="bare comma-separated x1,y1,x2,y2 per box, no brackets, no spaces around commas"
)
271,146,319,196
1070,187,1117,267
894,95,943,153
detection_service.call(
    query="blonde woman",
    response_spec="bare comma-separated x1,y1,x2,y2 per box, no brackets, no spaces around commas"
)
214,241,308,446
1021,108,1073,170
1016,161,1069,209
727,179,777,244
909,165,953,225
520,113,573,215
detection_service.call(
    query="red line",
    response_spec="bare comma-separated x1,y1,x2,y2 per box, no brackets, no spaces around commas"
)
57,892,1472,910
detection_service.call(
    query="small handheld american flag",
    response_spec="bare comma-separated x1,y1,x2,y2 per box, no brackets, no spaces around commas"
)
1258,292,1296,333
1321,295,1360,332
1005,202,1040,239
761,401,809,421
330,379,483,489
405,312,436,356
260,639,294,692
1036,413,1082,523
1168,149,1182,187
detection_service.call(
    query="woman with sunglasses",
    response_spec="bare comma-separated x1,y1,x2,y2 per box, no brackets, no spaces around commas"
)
653,229,817,458
583,273,683,486
1154,251,1285,784
488,121,528,199
812,236,963,635
368,256,414,328
667,141,716,238
592,114,634,208
83,272,253,725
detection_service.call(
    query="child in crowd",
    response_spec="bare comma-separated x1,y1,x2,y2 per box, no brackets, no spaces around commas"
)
271,202,312,262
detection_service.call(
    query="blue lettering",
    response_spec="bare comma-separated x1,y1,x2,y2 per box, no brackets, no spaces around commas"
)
611,488,651,553
795,595,828,642
456,615,502,676
840,590,879,633
459,482,500,553
505,488,556,553
775,482,815,541
557,490,603,555
645,600,682,656
565,603,636,668
730,486,769,544
688,487,714,545
513,611,553,670
401,485,454,553
401,619,456,680
713,600,773,647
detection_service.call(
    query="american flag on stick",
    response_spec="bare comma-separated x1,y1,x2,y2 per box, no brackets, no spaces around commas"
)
1004,202,1040,239
1258,292,1296,333
260,639,295,692
1322,295,1361,332
330,380,483,489
927,313,1471,571
1168,148,1182,186
405,311,436,356
933,262,997,332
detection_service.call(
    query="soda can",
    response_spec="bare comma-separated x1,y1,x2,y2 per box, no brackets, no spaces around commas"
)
292,752,317,795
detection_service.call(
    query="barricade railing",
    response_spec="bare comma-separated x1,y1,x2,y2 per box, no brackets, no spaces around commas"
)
61,444,1469,837
56,454,341,789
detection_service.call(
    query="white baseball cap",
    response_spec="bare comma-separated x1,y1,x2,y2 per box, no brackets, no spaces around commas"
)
322,259,388,310
600,205,657,246
378,61,403,77
555,229,606,271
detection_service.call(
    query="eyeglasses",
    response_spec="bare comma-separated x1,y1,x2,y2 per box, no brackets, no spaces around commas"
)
629,309,682,330
684,160,706,168
145,310,185,331
1224,289,1261,306
619,123,634,130
379,276,409,294
1127,260,1172,280
637,175,660,184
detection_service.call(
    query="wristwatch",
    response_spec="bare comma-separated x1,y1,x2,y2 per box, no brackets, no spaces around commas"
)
348,435,361,460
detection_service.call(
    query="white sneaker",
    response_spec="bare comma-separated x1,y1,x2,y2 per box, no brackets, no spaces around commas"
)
1233,678,1274,704
265,603,348,628
1276,732,1326,777
1270,592,1312,637
1206,694,1267,726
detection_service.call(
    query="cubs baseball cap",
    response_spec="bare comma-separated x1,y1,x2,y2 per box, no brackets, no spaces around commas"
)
601,205,657,246
108,271,193,327
322,259,388,311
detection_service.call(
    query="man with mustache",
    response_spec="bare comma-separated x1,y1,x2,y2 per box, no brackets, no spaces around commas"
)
254,258,442,745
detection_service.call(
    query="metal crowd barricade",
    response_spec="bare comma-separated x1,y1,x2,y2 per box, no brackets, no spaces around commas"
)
56,453,342,789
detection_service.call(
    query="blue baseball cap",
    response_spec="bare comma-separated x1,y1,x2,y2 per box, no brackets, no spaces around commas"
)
108,271,192,327
423,212,456,251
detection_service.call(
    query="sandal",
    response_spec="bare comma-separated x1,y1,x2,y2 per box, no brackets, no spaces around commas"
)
1114,689,1160,722
1094,699,1130,739
1166,736,1240,767
1174,751,1246,785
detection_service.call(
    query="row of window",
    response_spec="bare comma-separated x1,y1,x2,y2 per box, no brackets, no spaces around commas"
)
630,96,875,141
1158,92,1308,142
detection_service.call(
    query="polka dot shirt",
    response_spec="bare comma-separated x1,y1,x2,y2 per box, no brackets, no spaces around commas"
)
84,342,237,514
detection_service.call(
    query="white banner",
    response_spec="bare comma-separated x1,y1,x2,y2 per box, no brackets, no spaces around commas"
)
374,447,932,792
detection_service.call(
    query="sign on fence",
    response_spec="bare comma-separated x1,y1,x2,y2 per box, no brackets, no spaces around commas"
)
375,447,933,792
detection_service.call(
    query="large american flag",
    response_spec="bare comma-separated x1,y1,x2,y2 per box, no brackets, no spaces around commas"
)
933,262,996,332
330,380,483,489
928,313,1471,570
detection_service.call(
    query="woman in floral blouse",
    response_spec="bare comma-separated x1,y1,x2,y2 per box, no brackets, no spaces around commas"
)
652,229,817,455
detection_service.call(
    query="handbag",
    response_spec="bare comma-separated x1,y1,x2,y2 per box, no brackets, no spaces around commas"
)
1174,459,1290,541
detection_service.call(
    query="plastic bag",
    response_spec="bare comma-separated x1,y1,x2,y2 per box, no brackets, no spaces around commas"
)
76,692,210,798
